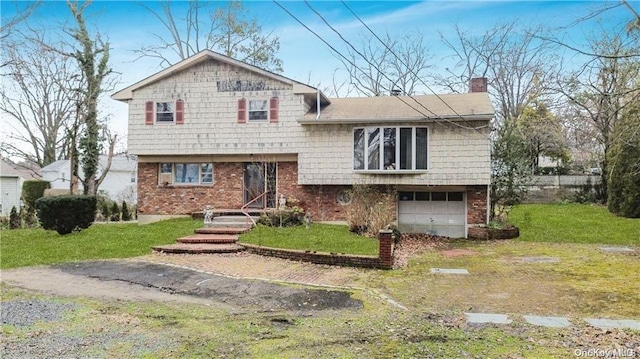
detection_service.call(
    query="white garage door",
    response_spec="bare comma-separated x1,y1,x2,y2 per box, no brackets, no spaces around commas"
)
398,191,466,238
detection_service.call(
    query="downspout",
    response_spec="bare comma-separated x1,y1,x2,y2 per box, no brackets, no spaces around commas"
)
316,84,321,120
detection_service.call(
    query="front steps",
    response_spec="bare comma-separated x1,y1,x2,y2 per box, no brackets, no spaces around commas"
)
152,214,258,254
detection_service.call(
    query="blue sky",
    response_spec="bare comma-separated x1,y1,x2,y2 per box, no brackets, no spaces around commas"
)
1,0,636,144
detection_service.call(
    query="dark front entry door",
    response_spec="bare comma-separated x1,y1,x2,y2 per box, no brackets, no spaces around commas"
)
243,163,277,208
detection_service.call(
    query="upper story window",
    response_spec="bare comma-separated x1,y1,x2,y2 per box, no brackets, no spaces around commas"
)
156,102,174,122
145,100,184,125
158,163,213,186
238,97,279,123
354,126,428,171
248,100,268,121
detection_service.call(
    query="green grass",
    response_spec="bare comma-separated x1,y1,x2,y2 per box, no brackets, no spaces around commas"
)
510,203,640,245
239,223,379,256
0,218,202,269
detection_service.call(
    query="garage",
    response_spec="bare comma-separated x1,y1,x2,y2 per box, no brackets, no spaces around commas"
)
398,191,466,238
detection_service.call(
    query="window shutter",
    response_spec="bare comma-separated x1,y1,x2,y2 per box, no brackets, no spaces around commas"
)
269,97,279,123
145,101,154,125
175,99,184,124
237,98,247,123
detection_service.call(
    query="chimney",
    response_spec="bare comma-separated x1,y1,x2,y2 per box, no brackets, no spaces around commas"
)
469,77,488,93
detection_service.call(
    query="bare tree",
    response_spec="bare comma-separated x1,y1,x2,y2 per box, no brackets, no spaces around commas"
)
136,0,282,71
437,22,557,124
337,31,433,96
0,34,80,167
0,1,41,42
554,28,640,201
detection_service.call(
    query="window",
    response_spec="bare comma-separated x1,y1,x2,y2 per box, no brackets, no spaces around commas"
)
248,100,268,121
200,163,213,184
156,102,174,122
158,163,214,185
146,100,184,125
353,127,428,171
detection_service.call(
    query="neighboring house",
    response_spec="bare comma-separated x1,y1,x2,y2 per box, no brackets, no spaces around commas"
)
0,160,22,216
112,50,493,237
40,155,137,203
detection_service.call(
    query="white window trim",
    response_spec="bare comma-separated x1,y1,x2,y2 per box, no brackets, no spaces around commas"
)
247,99,269,122
158,163,214,186
353,126,429,172
155,101,175,124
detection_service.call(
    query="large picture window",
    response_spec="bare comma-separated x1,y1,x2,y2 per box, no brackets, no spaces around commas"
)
158,163,214,185
353,127,428,171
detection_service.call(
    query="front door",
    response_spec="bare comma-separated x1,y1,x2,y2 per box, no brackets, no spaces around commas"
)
243,162,277,208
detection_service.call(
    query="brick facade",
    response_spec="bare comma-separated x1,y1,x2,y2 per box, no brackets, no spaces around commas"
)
138,161,488,233
466,185,488,225
137,161,350,221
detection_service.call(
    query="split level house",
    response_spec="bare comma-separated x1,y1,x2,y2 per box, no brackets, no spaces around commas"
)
112,50,493,238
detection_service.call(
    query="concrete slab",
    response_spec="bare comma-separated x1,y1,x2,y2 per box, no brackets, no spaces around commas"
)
524,315,571,328
465,313,512,324
599,246,635,253
584,318,640,330
430,268,469,274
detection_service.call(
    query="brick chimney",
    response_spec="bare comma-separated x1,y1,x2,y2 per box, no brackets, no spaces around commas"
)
469,77,488,93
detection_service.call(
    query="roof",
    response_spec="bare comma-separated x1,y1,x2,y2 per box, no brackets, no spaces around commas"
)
41,156,136,173
111,50,330,105
40,159,69,173
0,160,21,178
102,155,136,172
298,92,494,124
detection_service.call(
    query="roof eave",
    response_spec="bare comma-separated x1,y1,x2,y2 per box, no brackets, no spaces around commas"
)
297,114,494,125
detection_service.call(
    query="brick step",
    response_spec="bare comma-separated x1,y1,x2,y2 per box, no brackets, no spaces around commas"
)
177,234,238,244
195,227,250,235
152,243,245,254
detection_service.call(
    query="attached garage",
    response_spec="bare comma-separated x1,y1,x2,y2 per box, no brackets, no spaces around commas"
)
398,191,466,238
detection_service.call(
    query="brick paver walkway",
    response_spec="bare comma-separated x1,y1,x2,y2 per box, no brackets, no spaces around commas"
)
141,252,370,289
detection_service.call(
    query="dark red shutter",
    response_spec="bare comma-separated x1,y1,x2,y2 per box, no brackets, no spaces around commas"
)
269,97,279,123
175,99,184,124
145,101,154,125
238,98,247,123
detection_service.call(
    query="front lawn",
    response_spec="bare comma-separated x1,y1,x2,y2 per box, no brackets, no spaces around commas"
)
0,218,201,269
510,203,640,245
239,223,379,256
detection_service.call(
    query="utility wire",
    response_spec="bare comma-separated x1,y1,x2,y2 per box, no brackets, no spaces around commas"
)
340,0,490,133
304,0,443,119
273,0,443,120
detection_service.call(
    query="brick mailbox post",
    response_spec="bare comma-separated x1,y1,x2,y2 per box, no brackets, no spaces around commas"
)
378,230,395,269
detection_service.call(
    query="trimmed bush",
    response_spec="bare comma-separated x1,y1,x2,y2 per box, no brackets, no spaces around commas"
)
110,202,120,222
9,206,20,229
259,208,304,227
121,201,131,221
35,195,97,235
22,180,50,210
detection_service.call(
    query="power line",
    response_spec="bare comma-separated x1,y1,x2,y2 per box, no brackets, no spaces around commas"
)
340,0,489,133
272,0,443,121
304,0,442,118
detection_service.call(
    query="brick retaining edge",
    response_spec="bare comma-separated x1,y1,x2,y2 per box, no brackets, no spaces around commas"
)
240,230,395,270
